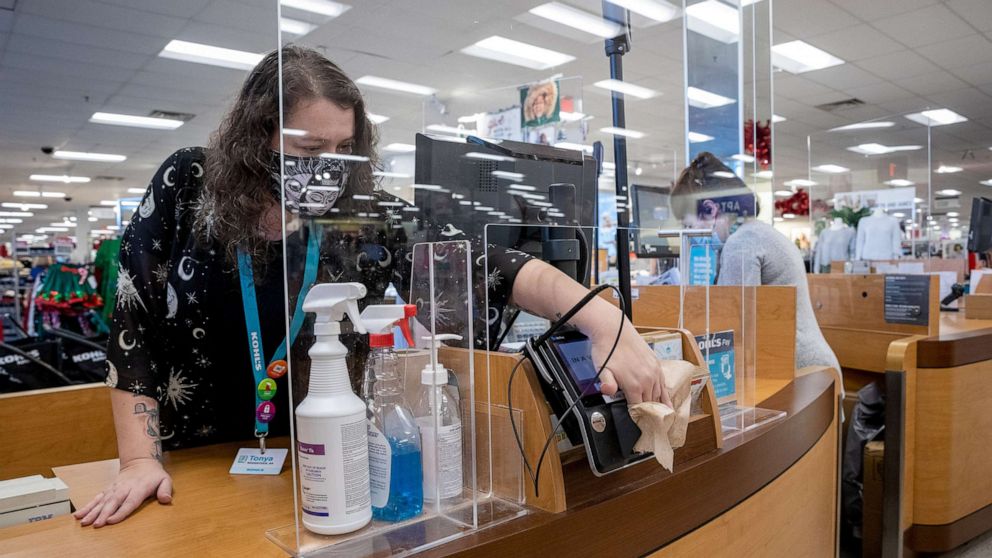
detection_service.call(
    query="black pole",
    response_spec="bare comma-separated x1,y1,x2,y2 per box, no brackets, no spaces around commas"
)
603,2,633,320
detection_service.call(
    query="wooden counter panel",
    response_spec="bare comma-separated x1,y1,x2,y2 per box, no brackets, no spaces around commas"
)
426,372,837,557
650,414,837,558
821,327,907,373
913,361,992,526
916,327,992,368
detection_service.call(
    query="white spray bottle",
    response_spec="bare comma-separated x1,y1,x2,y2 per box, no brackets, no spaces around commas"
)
296,282,371,535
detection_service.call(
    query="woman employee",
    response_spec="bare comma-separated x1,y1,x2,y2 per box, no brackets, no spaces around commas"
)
74,46,671,528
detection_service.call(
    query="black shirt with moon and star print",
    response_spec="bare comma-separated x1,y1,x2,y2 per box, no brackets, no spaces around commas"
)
106,147,532,450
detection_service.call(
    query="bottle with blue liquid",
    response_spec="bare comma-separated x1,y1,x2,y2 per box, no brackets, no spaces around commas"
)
360,305,422,522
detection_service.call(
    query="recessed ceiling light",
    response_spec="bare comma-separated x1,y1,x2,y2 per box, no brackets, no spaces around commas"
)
846,143,923,155
127,188,146,194
773,217,783,222
52,150,126,163
947,212,959,217
99,200,118,206
686,86,735,109
753,170,774,179
280,0,350,17
88,217,98,222
120,200,140,207
774,190,793,197
981,179,992,187
158,40,262,71
30,174,90,183
426,124,471,136
3,202,47,209
711,171,736,178
772,114,786,123
600,126,645,139
366,113,389,124
937,189,961,196
356,75,437,96
14,190,66,198
603,0,679,23
732,153,756,163
464,152,515,162
383,143,416,153
461,35,575,70
812,164,849,173
688,131,714,143
784,179,817,187
0,211,33,217
772,40,844,74
884,179,914,187
560,111,586,122
90,111,184,130
829,121,895,132
686,0,739,44
529,2,624,39
783,213,796,219
279,17,317,36
905,109,968,127
914,197,924,203
893,212,906,218
554,142,594,153
593,79,658,99
936,165,963,174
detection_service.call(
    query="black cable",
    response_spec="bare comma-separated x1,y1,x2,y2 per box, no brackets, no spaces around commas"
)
507,284,627,497
0,340,74,385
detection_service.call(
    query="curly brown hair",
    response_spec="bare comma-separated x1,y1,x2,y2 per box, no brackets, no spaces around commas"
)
195,45,378,266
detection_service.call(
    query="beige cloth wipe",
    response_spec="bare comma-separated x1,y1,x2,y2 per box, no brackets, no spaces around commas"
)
627,360,699,472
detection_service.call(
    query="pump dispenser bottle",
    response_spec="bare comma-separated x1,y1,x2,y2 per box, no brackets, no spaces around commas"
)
296,282,371,535
359,304,422,522
414,334,464,504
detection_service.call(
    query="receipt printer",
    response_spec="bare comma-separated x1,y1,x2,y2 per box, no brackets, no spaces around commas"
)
525,329,651,476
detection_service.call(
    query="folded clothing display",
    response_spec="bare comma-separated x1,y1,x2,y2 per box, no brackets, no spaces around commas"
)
627,359,700,472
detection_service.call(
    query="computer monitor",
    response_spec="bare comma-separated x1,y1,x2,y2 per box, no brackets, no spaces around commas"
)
414,133,598,284
968,197,992,252
630,184,676,258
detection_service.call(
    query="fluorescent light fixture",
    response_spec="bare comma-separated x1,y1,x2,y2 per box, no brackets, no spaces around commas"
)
52,150,126,163
846,143,923,155
14,190,66,198
461,35,575,70
980,179,992,187
560,111,586,122
774,190,793,197
410,184,442,191
732,153,756,163
464,152,515,162
492,170,525,181
282,128,307,137
120,200,140,207
127,188,146,194
711,171,736,178
457,113,482,124
937,189,961,196
784,179,817,187
686,0,739,43
812,164,849,173
90,111,184,130
604,0,679,23
772,40,844,74
688,131,714,143
753,170,774,179
37,227,69,232
426,124,471,136
279,17,317,36
366,113,389,124
884,179,914,187
2,203,46,209
280,0,350,17
936,165,962,174
783,213,796,219
158,40,263,71
829,121,895,132
383,143,416,153
554,142,593,153
772,114,786,123
915,197,925,203
773,217,783,222
947,212,959,217
0,219,22,224
50,222,76,227
600,126,646,139
30,174,90,183
355,75,437,96
99,200,118,206
88,217,98,222
529,2,624,39
686,86,735,109
593,79,658,99
893,212,906,218
373,171,411,179
0,211,33,217
509,184,537,191
905,109,967,127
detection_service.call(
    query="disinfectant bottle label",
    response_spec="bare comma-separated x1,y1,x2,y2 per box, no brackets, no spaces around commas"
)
367,421,391,509
340,418,371,515
418,419,463,501
298,441,329,517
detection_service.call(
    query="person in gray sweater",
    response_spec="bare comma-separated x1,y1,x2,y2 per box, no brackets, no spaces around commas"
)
671,152,841,373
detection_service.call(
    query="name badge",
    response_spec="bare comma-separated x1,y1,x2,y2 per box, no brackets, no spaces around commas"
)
229,447,288,475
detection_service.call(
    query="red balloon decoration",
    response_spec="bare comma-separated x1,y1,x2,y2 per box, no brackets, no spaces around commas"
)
774,188,810,217
743,118,773,169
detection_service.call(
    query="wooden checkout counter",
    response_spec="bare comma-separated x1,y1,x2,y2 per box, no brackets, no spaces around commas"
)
809,272,992,557
0,286,839,557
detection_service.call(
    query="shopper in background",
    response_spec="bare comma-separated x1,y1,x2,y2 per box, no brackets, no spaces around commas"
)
670,152,841,373
73,46,670,528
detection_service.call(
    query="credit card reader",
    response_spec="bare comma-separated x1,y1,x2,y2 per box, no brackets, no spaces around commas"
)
525,329,651,476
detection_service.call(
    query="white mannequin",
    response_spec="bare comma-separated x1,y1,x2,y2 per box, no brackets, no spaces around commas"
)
814,217,855,272
856,207,902,260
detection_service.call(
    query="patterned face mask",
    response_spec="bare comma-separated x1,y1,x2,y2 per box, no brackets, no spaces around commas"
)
270,152,351,216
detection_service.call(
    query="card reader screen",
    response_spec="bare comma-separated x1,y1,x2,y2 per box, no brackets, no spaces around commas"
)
551,335,601,395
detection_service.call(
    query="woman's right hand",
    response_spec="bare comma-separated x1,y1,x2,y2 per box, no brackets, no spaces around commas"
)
73,458,173,528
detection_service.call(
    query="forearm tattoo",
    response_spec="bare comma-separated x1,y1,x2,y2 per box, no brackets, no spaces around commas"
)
133,402,163,462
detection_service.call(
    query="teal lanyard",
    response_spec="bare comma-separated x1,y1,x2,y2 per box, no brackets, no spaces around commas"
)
237,223,321,437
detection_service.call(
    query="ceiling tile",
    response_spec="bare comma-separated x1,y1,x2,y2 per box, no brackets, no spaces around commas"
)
13,14,162,55
895,70,972,97
773,0,860,38
774,75,840,101
856,50,941,80
17,0,187,39
828,0,940,22
947,60,992,86
946,0,992,32
801,24,904,63
917,34,992,71
843,81,913,104
804,64,885,91
925,87,992,119
871,4,975,48
93,0,213,18
6,33,149,70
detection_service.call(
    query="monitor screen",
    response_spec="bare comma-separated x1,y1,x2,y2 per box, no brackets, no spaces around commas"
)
631,184,674,257
968,197,992,253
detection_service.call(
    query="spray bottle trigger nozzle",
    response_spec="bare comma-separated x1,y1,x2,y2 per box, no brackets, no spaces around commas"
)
398,304,417,346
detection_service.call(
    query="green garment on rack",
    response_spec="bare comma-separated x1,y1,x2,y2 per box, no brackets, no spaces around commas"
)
94,238,121,321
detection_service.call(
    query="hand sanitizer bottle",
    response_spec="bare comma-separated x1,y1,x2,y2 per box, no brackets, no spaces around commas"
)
359,304,422,522
295,282,371,535
413,334,464,504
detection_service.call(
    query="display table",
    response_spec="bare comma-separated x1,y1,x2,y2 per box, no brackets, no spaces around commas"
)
0,372,837,557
